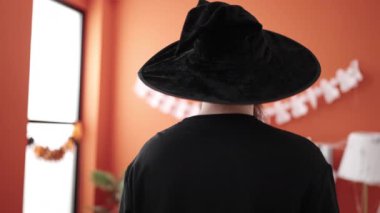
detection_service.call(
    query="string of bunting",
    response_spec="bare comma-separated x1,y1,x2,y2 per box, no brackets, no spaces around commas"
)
27,122,82,161
134,60,363,125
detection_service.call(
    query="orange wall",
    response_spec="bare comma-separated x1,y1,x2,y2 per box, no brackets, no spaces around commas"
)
0,0,33,211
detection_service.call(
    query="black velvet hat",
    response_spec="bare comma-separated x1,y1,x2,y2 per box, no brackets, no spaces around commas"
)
138,0,321,104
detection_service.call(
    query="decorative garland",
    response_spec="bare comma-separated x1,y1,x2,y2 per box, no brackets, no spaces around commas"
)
134,60,363,125
27,122,82,161
262,60,363,124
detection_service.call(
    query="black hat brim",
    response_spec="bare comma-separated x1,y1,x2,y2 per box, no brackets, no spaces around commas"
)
138,30,321,104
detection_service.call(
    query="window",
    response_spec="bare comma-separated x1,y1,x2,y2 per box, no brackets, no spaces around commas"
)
23,0,84,212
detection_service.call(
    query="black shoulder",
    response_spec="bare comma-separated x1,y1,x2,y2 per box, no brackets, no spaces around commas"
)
132,122,180,162
260,122,328,167
138,121,183,149
134,133,162,163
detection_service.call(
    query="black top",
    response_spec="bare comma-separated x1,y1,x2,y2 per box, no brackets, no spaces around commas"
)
119,114,339,213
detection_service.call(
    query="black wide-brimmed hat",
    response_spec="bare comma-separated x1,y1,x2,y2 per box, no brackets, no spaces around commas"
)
138,0,321,104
